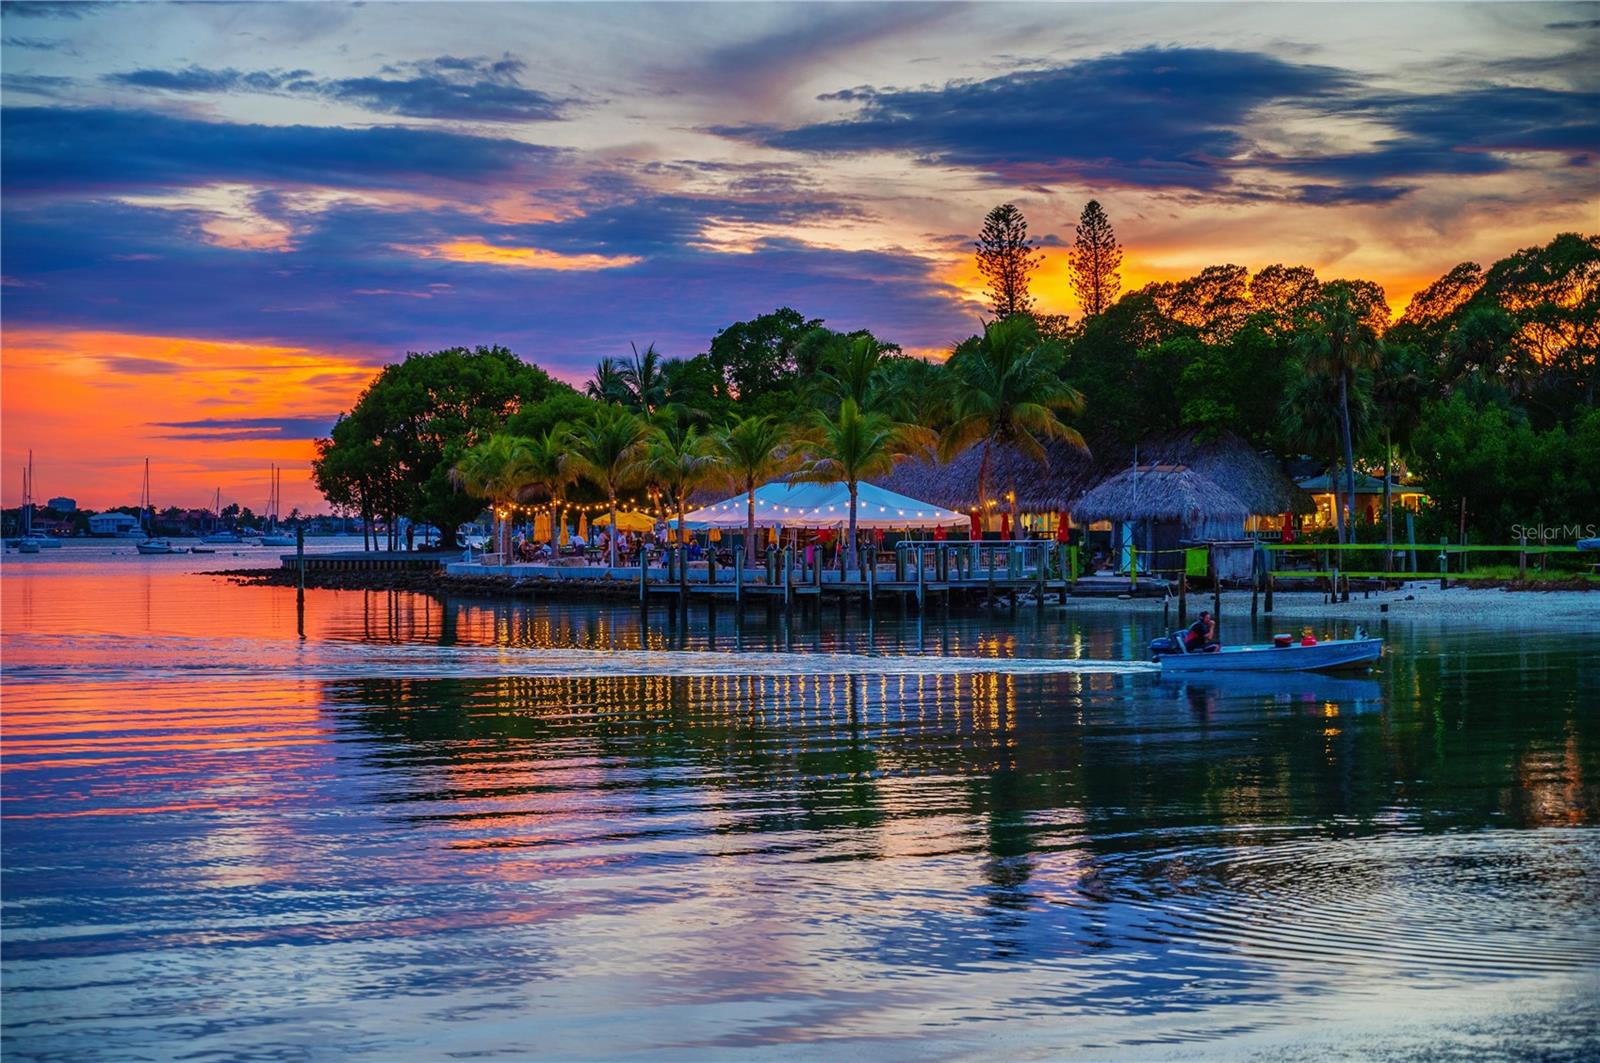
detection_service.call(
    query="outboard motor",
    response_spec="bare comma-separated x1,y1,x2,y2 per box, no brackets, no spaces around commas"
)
1149,632,1187,660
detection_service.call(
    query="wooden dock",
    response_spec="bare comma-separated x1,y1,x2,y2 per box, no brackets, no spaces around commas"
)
443,540,1168,611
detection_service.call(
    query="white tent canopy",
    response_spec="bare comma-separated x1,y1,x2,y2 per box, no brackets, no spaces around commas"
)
679,481,969,530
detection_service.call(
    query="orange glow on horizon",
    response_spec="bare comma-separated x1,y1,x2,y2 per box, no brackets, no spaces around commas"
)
1,328,377,512
938,250,1413,323
401,240,642,272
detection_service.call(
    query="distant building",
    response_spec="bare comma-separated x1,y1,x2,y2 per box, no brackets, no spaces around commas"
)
1296,473,1426,530
47,496,77,512
88,512,141,537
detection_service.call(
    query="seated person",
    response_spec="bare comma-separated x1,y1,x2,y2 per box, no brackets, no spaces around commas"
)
1184,610,1219,652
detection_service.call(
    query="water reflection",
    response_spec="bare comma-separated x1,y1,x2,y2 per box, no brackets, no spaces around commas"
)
3,559,1598,1060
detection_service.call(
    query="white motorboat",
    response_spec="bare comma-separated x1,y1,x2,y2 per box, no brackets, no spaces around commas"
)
1156,634,1383,674
258,533,296,546
136,539,185,555
16,538,43,553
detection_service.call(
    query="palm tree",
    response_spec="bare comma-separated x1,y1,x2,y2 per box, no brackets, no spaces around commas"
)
1282,361,1372,536
450,432,538,559
644,421,716,547
1297,283,1382,543
568,406,652,567
1371,343,1431,557
820,333,891,410
795,399,916,574
937,316,1086,535
585,357,629,405
524,427,578,553
619,342,668,416
712,414,797,564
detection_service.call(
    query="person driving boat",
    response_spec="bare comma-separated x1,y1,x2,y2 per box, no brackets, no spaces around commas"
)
1184,610,1219,653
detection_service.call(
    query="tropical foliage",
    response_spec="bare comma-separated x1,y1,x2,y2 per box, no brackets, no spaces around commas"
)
313,221,1596,553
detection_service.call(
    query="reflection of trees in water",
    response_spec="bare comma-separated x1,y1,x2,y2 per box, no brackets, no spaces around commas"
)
317,628,1596,976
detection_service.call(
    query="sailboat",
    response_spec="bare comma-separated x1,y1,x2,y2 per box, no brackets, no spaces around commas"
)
201,487,243,543
259,465,296,546
136,458,184,554
11,451,54,551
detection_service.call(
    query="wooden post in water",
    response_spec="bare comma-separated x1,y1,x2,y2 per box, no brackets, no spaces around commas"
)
1035,542,1046,611
734,541,744,605
295,525,305,639
1439,537,1449,589
865,545,876,603
916,545,926,611
678,543,689,605
1519,533,1527,581
1209,543,1220,618
1178,572,1188,624
782,546,792,609
639,544,648,603
1265,573,1274,614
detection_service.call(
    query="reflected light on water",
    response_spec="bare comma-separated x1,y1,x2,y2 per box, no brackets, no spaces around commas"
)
2,547,1598,1060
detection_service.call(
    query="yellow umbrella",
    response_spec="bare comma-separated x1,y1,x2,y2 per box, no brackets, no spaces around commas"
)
533,512,551,542
593,510,655,532
708,528,721,542
578,512,589,538
559,513,569,546
767,525,778,545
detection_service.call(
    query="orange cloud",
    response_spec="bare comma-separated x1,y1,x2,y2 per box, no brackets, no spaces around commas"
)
1,328,377,513
399,240,641,271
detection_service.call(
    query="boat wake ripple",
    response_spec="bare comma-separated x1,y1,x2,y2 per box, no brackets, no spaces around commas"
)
0,632,1158,685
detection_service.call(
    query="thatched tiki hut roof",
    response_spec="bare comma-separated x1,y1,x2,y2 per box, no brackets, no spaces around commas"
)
1072,465,1251,526
878,437,1097,514
878,430,1310,517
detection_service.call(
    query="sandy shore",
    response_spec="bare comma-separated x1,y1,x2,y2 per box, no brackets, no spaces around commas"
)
1065,579,1600,625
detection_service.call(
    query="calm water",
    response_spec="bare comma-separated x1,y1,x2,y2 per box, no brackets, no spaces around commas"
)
3,543,1598,1060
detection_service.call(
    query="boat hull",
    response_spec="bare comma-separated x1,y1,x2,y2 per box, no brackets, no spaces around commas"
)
1159,637,1383,674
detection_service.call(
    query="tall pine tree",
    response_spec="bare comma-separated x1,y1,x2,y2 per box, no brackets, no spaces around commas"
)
975,203,1039,318
1070,200,1122,317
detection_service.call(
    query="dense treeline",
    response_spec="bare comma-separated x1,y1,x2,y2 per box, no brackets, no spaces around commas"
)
313,215,1598,553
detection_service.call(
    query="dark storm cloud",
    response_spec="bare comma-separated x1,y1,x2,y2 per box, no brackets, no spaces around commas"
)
100,355,182,375
718,44,1599,198
0,196,967,369
0,1,107,18
502,192,864,258
104,55,572,122
1274,85,1600,182
1291,184,1415,206
0,107,559,193
717,47,1353,190
2,35,66,49
150,416,335,440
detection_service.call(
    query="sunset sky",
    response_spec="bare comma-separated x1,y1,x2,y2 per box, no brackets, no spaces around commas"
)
2,1,1596,512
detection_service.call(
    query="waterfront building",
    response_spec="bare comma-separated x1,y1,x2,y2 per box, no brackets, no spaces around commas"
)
87,512,141,537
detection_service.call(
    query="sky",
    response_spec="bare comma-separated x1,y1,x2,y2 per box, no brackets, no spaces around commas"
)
2,1,1596,513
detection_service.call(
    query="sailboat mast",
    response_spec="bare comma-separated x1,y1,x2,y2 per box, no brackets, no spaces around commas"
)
22,456,32,537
